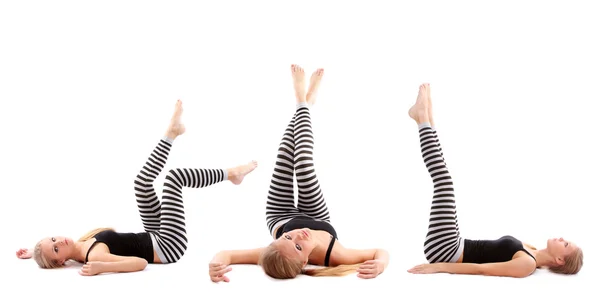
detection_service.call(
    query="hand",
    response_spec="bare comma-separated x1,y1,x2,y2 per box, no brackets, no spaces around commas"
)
357,259,385,279
79,261,105,276
209,262,232,283
16,248,32,259
407,263,442,274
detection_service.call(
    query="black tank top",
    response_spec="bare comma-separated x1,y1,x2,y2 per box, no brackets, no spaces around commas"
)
84,230,154,263
275,216,338,267
462,235,536,264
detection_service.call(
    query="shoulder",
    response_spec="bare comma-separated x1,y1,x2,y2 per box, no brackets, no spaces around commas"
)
481,256,536,278
85,240,110,261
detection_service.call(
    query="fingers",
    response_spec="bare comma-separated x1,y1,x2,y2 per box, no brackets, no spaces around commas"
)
359,263,376,270
209,265,232,276
211,274,231,283
357,263,379,279
357,272,378,279
407,264,428,274
357,268,379,279
209,263,232,282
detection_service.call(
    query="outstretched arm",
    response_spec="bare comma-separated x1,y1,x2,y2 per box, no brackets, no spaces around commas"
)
211,247,265,265
80,253,148,276
332,246,390,279
209,248,265,283
409,257,536,278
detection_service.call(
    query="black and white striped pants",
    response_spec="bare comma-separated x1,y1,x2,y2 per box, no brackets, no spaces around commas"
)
265,104,332,237
134,138,226,263
419,123,465,263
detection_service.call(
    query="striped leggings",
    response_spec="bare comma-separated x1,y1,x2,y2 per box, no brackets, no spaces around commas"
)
419,123,465,263
133,138,227,263
265,104,332,237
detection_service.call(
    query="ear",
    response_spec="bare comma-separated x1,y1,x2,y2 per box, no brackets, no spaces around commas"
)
555,257,565,266
303,259,308,267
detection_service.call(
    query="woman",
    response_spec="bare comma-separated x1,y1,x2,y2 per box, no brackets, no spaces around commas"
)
406,83,584,278
15,99,258,276
208,64,390,282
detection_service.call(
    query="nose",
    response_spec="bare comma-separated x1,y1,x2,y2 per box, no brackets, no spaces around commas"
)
559,237,564,242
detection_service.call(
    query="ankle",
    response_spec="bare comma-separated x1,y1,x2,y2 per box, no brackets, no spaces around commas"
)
297,101,308,108
165,132,177,141
226,168,237,181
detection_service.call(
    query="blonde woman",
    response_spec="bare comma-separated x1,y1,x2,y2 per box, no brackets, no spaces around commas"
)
16,100,258,276
208,65,390,282
406,83,583,278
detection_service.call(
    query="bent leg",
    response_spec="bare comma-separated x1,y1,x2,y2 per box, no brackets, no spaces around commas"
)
134,100,185,233
134,138,173,233
153,168,227,263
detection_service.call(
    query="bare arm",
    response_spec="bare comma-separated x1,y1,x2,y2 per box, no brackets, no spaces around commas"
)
83,253,148,275
211,248,266,265
208,248,266,283
437,257,536,278
332,246,390,267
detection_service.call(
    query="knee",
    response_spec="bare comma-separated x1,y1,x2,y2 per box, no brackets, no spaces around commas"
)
165,169,182,184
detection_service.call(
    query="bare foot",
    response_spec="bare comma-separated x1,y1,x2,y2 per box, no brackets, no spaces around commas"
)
291,64,306,104
228,160,258,185
408,84,430,124
426,84,435,127
306,68,324,105
166,99,186,140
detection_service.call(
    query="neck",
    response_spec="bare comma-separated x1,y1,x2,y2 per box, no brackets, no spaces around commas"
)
532,248,556,268
309,230,332,256
68,241,86,262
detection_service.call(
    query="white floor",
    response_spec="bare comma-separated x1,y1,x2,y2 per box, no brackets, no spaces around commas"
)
6,250,595,301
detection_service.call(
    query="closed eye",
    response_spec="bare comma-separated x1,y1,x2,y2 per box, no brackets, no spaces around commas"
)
565,242,569,247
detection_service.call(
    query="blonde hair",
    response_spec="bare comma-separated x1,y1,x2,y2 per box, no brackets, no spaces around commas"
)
33,227,114,269
258,241,360,279
549,247,584,275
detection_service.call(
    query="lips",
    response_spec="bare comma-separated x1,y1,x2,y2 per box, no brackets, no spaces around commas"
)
302,230,309,238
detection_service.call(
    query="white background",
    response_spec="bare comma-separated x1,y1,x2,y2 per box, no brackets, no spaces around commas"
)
1,0,597,300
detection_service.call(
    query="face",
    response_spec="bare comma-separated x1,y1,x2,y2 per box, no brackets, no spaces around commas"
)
277,228,317,265
40,236,74,266
546,237,578,264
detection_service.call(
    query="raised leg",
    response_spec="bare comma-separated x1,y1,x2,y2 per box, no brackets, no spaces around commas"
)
265,65,330,237
265,113,302,236
153,167,226,263
134,138,173,233
135,100,257,263
293,104,330,222
133,100,185,234
410,84,463,263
